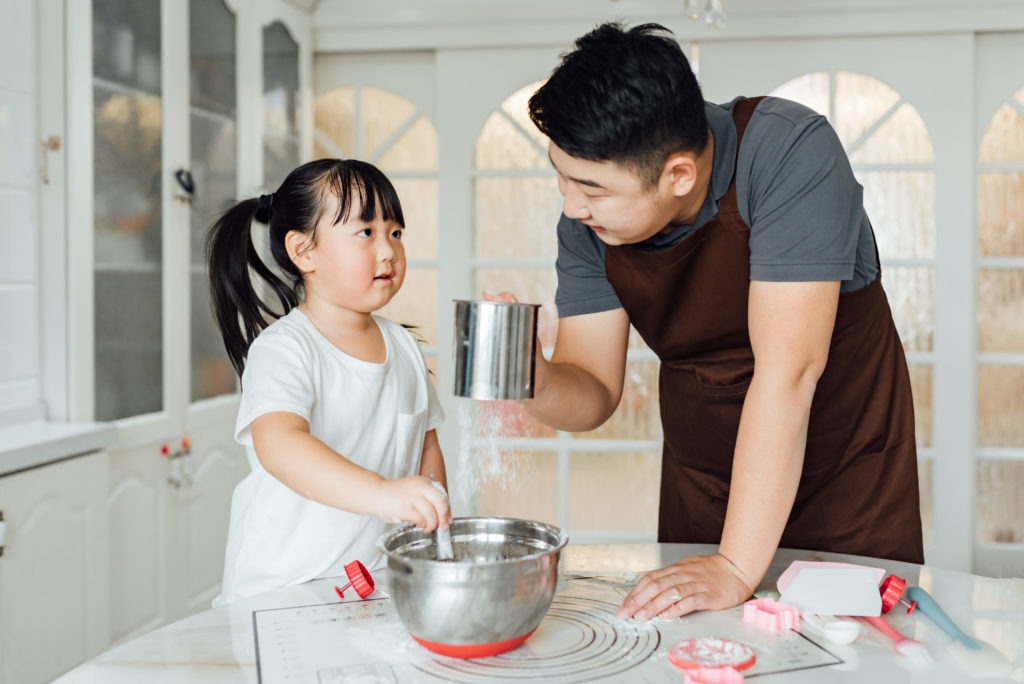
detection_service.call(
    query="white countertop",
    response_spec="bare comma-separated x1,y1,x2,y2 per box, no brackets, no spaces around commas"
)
54,544,1024,683
0,421,117,476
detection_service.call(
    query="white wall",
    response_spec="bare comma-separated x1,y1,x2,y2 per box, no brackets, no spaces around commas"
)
0,0,42,426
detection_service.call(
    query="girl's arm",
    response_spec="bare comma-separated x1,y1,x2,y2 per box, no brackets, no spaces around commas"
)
418,429,447,490
252,411,450,532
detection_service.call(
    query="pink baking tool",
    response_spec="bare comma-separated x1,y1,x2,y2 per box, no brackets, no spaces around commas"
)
742,597,800,631
857,615,933,668
684,666,744,684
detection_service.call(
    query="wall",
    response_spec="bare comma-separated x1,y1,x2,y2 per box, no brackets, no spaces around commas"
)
0,0,42,426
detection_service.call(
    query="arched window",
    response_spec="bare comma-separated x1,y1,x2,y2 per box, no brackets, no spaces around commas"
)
469,82,661,541
772,71,937,544
314,86,441,361
976,84,1024,545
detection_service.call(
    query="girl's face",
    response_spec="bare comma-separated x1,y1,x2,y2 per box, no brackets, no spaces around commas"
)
298,191,406,316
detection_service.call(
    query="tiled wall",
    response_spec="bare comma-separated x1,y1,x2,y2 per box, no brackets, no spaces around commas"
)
0,0,42,422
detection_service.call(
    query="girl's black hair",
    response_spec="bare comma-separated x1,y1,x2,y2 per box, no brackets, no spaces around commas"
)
528,22,708,187
206,158,404,377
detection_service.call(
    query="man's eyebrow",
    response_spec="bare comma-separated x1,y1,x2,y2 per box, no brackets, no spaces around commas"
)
549,152,606,189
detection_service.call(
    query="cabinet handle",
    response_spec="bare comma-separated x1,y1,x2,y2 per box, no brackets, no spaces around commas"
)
0,510,6,557
40,135,61,184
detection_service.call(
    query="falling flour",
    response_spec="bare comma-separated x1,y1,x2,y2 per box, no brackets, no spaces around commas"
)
451,398,537,514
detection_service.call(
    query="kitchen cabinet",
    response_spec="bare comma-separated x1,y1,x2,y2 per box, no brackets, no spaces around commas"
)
0,452,110,684
44,0,313,651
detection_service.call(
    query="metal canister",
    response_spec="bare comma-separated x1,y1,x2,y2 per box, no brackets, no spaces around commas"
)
452,299,539,400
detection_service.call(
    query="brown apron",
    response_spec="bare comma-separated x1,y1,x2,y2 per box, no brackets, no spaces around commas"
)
604,97,924,563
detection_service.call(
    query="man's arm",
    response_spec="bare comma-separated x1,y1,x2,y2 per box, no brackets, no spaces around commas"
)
718,279,839,586
616,279,838,619
526,307,631,431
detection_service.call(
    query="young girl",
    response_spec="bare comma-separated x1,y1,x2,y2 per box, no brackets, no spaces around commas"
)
207,158,450,606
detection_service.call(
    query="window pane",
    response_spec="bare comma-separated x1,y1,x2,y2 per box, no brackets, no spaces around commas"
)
977,172,1024,257
573,358,662,441
976,459,1024,543
361,87,417,160
190,0,237,402
909,363,933,448
377,117,438,170
263,21,299,189
475,111,549,169
474,177,560,259
391,178,438,259
474,449,559,526
833,71,901,150
977,365,1024,447
770,72,829,117
919,459,933,548
978,101,1024,163
314,88,355,158
978,269,1024,353
93,82,163,419
93,0,161,94
849,103,934,164
882,266,934,353
568,451,660,534
189,0,235,117
860,171,936,259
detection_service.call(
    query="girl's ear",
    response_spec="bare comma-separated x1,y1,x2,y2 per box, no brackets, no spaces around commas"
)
663,151,698,197
286,230,315,273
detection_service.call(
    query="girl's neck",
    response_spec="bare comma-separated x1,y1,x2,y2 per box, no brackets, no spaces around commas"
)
298,301,386,363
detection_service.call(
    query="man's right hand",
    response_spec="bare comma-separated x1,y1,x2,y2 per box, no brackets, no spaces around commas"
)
481,291,630,432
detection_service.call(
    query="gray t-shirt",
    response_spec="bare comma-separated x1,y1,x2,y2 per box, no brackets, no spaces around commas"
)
554,96,879,317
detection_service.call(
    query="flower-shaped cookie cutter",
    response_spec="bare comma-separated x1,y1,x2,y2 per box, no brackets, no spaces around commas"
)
742,597,800,631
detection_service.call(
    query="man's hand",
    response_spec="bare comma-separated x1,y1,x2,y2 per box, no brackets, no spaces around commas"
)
615,553,755,620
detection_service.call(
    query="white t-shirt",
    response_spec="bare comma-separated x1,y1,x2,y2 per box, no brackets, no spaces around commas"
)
213,309,444,606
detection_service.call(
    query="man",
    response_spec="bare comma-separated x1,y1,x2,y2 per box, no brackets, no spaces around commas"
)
502,21,922,620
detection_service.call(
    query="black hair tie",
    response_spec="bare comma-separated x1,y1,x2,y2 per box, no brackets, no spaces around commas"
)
256,193,274,223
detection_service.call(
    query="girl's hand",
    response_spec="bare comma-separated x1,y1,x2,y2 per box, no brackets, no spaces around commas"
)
376,476,451,533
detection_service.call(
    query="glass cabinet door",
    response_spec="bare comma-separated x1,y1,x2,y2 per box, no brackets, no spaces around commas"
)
189,0,238,402
92,0,164,420
263,21,300,190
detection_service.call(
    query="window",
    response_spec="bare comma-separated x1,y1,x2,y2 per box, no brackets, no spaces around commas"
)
976,84,1024,546
469,82,662,541
771,71,937,543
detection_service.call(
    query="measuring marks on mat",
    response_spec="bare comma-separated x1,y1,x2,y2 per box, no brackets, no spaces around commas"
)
409,592,661,683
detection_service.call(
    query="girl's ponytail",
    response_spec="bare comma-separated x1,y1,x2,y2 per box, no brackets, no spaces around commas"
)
206,199,299,378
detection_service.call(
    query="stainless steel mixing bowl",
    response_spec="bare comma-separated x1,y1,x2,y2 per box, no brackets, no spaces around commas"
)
377,516,568,657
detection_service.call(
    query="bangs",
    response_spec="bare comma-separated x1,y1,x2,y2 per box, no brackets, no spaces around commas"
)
323,161,405,228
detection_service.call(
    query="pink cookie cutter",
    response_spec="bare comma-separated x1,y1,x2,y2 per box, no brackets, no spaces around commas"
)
685,666,745,684
742,597,800,631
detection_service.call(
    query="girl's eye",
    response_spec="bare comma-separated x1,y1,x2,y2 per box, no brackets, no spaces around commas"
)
391,229,404,239
357,228,372,238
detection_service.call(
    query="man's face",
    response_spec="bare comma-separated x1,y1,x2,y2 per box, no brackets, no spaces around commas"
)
549,143,682,246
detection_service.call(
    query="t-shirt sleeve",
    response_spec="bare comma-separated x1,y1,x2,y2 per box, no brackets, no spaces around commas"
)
554,213,623,317
740,99,863,283
235,332,315,445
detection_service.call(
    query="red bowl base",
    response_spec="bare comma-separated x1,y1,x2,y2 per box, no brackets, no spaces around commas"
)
412,629,537,658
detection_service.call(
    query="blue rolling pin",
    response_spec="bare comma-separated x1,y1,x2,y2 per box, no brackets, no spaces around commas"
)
905,586,981,650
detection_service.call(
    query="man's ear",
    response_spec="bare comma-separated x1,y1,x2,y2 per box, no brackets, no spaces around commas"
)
663,151,698,197
286,230,315,273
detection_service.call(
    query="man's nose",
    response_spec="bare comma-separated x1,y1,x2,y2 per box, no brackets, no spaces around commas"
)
562,186,591,220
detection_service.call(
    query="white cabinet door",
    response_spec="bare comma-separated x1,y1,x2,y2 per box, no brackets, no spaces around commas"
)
0,453,109,684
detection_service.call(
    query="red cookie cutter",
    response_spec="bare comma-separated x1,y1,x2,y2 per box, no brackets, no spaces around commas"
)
334,560,375,599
